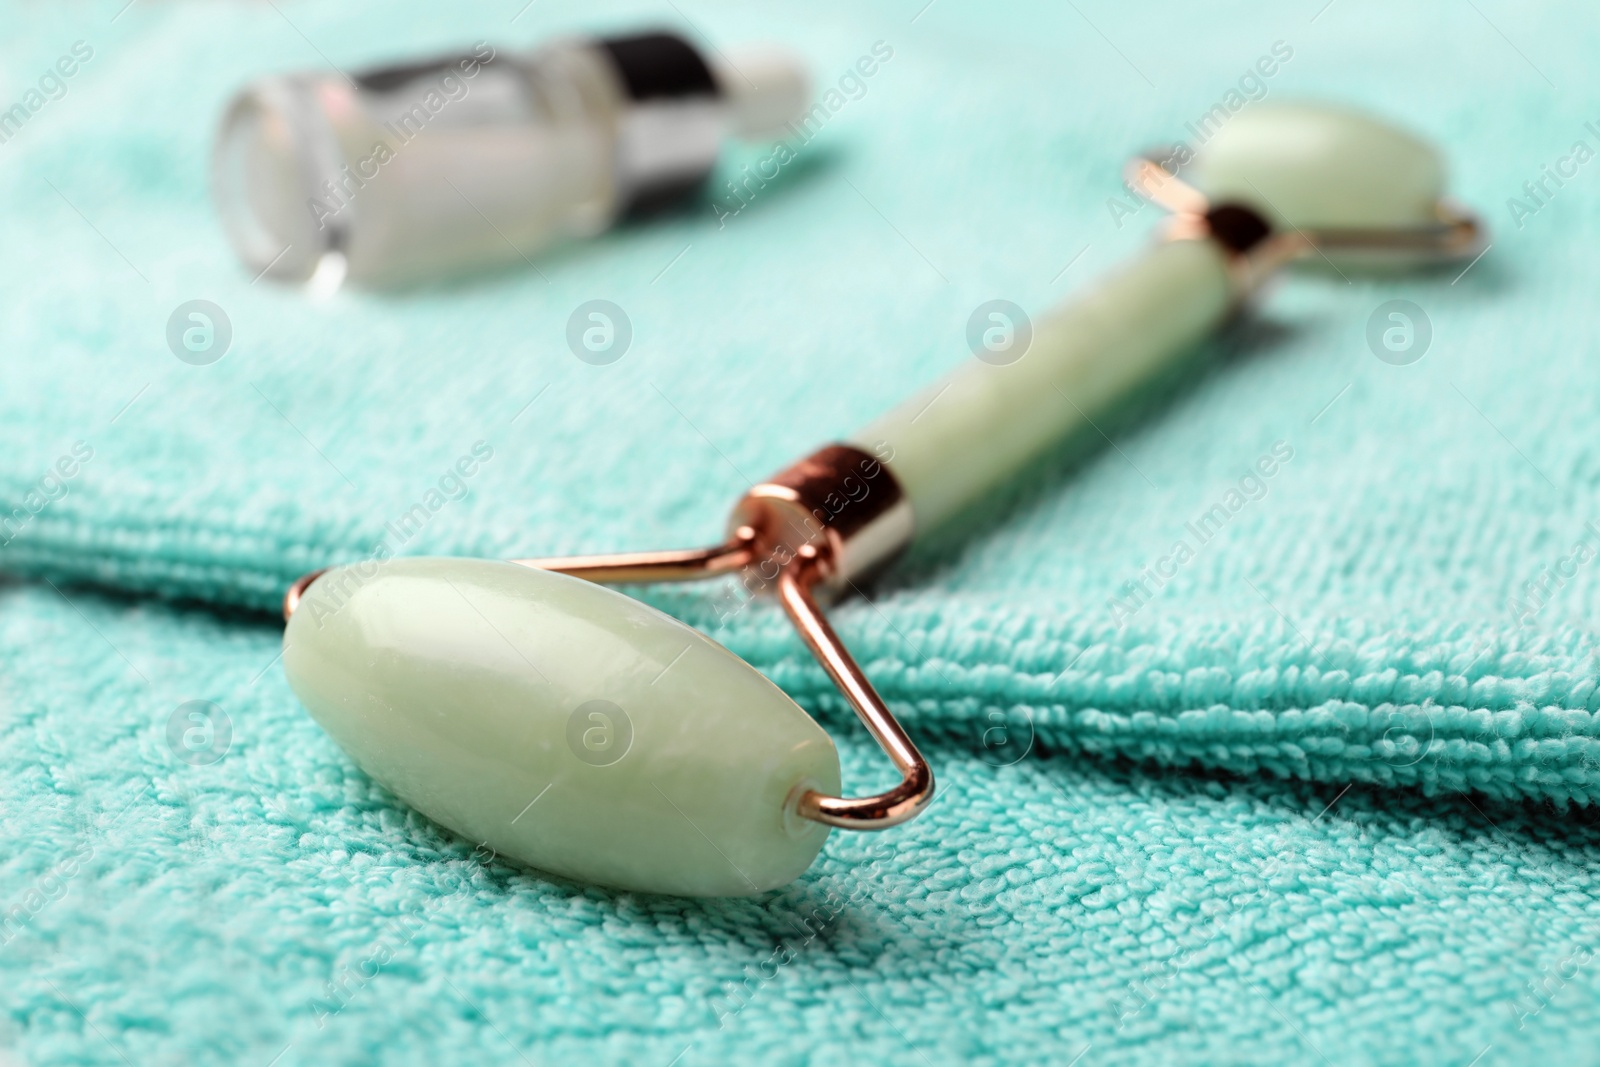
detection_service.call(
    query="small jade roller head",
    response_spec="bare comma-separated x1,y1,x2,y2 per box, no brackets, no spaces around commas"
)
211,31,809,289
1129,102,1482,276
1194,103,1448,229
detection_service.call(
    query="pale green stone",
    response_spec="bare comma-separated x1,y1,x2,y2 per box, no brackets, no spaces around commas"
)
1188,103,1446,229
282,557,839,896
850,238,1232,533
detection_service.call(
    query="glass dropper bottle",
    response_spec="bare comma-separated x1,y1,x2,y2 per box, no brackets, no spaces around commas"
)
212,31,808,289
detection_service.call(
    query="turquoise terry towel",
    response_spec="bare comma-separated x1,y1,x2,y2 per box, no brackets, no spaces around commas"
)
4,0,1600,1063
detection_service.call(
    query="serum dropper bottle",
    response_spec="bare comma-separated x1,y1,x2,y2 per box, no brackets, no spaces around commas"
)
212,31,810,289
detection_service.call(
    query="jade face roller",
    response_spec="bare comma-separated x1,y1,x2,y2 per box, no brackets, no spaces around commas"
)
281,104,1483,897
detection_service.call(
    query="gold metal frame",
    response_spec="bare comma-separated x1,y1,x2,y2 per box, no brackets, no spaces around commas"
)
284,444,935,832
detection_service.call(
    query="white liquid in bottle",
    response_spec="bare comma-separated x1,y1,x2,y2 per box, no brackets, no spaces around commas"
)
212,32,809,288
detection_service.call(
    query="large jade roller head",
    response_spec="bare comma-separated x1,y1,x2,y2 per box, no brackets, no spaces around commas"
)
283,451,924,899
281,102,1482,898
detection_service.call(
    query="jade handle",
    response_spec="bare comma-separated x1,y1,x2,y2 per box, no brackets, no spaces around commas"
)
848,238,1233,534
